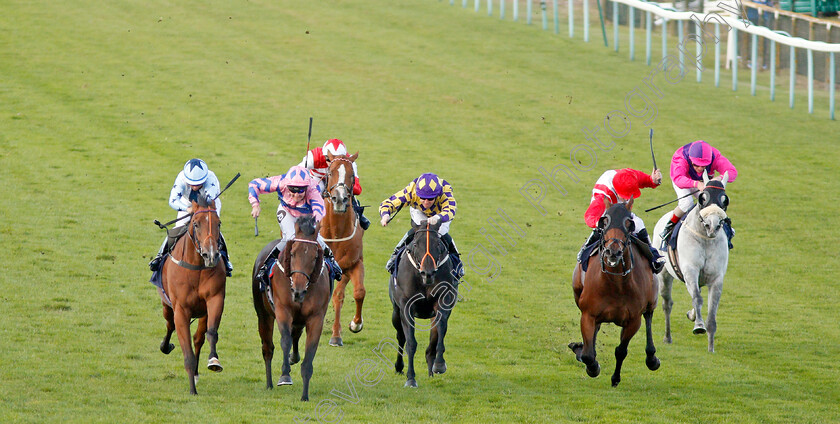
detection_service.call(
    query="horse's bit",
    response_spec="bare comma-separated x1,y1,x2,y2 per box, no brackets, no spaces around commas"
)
599,233,635,276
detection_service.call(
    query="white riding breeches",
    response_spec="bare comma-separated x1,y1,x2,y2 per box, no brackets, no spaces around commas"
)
673,181,700,212
410,207,450,235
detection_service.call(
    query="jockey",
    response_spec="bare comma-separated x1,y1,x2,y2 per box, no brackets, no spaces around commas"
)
298,138,370,230
660,140,737,248
248,165,342,280
380,173,463,279
149,158,233,276
579,168,665,274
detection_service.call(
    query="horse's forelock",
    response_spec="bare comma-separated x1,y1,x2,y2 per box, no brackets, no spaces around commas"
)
699,204,727,220
298,215,317,236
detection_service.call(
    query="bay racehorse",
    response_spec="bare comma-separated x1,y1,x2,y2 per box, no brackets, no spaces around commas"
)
320,152,366,347
252,214,332,401
390,219,459,388
157,197,226,395
653,171,731,352
569,199,661,387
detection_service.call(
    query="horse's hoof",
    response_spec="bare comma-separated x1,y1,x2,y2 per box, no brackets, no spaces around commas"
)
432,362,447,375
277,375,293,386
300,394,309,402
686,309,696,321
611,377,621,387
349,319,363,333
160,343,175,355
647,356,661,371
329,337,343,347
207,357,223,372
693,325,707,335
404,379,418,388
586,363,601,378
290,352,300,365
663,336,672,344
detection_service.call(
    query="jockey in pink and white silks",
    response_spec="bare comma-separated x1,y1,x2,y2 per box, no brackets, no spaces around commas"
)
248,165,341,279
660,140,738,248
149,158,233,276
298,139,370,230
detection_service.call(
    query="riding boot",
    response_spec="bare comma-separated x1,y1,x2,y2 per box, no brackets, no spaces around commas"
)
660,220,676,243
386,229,415,273
324,245,343,281
577,229,601,264
256,242,285,291
353,197,370,230
722,217,734,249
636,229,665,274
441,233,464,280
219,232,233,277
149,236,170,272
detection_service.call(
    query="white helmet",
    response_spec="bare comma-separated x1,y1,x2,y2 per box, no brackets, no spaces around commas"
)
183,158,209,185
323,139,347,156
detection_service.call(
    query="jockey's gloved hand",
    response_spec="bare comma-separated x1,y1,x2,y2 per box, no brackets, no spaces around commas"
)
380,214,390,227
428,214,441,225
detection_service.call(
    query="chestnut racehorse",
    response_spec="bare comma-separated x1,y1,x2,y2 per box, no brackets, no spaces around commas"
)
320,152,366,347
158,197,226,395
569,199,661,387
252,214,332,401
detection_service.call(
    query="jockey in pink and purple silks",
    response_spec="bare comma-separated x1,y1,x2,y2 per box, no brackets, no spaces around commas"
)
248,165,341,278
660,140,738,247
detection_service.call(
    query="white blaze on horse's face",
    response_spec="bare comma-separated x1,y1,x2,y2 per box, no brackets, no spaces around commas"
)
331,162,350,213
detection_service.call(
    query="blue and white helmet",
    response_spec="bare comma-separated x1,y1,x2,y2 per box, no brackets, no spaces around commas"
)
183,158,209,185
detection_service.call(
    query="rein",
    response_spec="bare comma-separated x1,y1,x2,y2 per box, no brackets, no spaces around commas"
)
405,225,450,274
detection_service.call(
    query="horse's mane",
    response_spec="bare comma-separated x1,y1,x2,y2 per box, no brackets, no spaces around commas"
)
297,214,317,237
699,204,727,220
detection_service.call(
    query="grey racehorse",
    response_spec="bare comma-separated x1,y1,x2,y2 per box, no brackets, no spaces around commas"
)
652,171,730,353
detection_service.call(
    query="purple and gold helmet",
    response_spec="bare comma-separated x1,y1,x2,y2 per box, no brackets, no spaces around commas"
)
415,173,443,199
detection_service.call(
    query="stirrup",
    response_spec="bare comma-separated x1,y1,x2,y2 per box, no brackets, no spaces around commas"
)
149,255,163,272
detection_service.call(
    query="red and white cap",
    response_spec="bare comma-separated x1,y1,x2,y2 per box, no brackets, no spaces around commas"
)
323,139,347,156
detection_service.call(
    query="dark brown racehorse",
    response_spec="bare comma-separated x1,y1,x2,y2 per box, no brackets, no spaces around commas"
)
158,197,226,395
390,219,459,388
320,152,366,347
252,214,332,401
569,199,660,387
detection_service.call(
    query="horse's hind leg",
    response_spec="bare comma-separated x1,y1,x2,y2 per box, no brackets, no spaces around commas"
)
659,273,674,344
426,325,438,377
160,302,176,355
291,325,303,365
349,265,366,333
205,294,225,372
705,280,723,353
255,299,275,389
643,310,661,371
330,276,349,347
193,317,207,383
612,318,641,387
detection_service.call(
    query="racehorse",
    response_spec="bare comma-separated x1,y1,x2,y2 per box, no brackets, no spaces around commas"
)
252,214,332,401
157,197,226,395
389,219,459,388
569,199,661,387
653,171,730,353
320,152,366,347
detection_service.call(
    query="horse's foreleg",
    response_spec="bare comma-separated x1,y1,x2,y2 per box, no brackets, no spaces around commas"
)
659,273,674,344
705,280,724,353
300,315,326,402
643,310,661,371
400,314,418,388
173,306,198,395
612,318,641,387
392,304,406,374
160,301,176,355
330,277,349,347
276,312,294,387
205,295,225,372
683,273,706,334
579,314,600,378
349,265,365,333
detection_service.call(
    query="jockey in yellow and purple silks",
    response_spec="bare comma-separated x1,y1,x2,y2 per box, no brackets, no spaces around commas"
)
660,140,738,248
379,173,462,278
248,165,341,279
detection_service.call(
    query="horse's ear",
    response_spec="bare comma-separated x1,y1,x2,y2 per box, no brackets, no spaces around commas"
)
721,171,729,188
282,243,292,278
702,169,710,185
626,197,634,211
602,196,612,210
349,152,359,162
327,152,335,162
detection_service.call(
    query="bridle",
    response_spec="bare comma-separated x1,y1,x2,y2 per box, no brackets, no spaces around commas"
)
171,209,218,271
321,157,359,242
598,215,635,276
324,157,355,199
695,185,726,238
404,224,450,275
278,238,322,293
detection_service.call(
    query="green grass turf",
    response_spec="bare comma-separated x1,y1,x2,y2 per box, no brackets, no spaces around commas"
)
1,0,838,422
